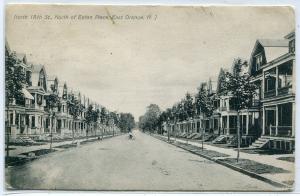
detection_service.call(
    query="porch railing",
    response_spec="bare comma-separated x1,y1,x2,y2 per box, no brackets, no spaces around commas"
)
220,107,227,111
269,125,293,137
223,127,237,134
277,85,292,96
264,89,276,98
252,99,260,107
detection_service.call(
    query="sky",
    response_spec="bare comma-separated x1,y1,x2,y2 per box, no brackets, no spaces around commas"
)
6,5,295,120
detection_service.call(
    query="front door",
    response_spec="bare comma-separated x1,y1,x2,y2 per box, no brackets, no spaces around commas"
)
265,108,276,135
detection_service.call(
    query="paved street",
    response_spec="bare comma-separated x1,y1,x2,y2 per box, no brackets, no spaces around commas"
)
6,130,279,191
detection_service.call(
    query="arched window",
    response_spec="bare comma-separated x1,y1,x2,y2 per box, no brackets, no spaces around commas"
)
38,69,47,90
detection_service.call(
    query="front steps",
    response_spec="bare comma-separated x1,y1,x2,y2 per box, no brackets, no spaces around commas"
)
249,137,270,148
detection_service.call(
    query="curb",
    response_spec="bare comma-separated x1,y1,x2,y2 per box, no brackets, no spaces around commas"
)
7,134,123,167
151,135,291,189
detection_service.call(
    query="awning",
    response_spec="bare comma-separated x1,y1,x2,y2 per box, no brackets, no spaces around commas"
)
22,88,34,100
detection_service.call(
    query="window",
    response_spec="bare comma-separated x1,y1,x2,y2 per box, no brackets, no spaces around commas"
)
38,74,44,87
255,54,263,71
26,71,32,86
10,113,13,125
265,69,276,92
289,40,295,53
267,78,276,91
62,105,65,113
32,116,35,128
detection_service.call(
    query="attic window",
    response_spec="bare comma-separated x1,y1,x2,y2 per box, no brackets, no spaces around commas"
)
255,53,263,71
289,39,295,53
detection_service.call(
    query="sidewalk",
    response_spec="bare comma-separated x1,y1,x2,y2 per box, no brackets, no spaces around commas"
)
8,134,117,157
153,134,294,188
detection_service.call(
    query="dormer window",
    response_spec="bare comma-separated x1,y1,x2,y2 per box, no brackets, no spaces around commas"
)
289,39,295,53
255,53,263,71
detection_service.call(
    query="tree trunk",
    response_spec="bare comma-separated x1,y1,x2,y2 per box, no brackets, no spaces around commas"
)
174,121,177,142
6,124,10,165
5,108,10,161
236,110,241,162
167,123,170,142
72,121,75,144
86,124,89,140
202,124,204,151
50,114,53,150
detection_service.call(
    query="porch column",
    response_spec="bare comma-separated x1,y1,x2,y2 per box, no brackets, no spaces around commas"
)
195,120,197,133
275,105,279,136
275,66,279,96
292,102,295,137
49,116,52,134
53,118,57,133
34,94,37,108
28,115,32,134
246,112,249,135
219,116,224,134
292,59,296,94
12,110,16,125
226,115,229,135
262,107,265,135
41,116,44,134
18,113,21,129
262,71,265,99
34,115,38,134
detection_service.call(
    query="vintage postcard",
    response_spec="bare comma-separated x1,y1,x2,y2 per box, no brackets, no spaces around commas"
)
4,4,295,192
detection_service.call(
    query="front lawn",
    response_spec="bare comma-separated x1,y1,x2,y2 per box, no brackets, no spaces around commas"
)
277,156,295,162
219,158,289,174
21,149,56,157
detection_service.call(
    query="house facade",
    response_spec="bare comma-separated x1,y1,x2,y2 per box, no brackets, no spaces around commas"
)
162,31,295,151
250,32,295,151
5,41,119,141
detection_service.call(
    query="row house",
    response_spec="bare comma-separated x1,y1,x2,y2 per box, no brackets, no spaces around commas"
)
5,44,35,140
212,64,261,145
211,31,295,151
248,32,295,151
166,79,217,139
163,31,295,152
5,41,115,141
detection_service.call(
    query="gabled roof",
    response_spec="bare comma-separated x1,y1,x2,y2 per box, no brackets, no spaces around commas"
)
31,64,47,88
58,82,67,97
47,75,57,81
58,85,64,98
47,75,59,93
249,39,289,74
252,39,288,63
284,31,295,40
216,68,226,94
16,53,27,62
258,39,288,47
5,39,11,54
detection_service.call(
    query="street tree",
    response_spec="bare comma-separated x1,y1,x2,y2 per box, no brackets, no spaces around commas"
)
85,105,94,139
45,93,60,149
182,93,195,143
171,102,182,140
195,82,214,149
100,107,108,138
67,94,84,143
5,51,26,157
119,113,135,132
139,104,161,133
93,109,100,136
223,58,257,162
110,111,120,136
